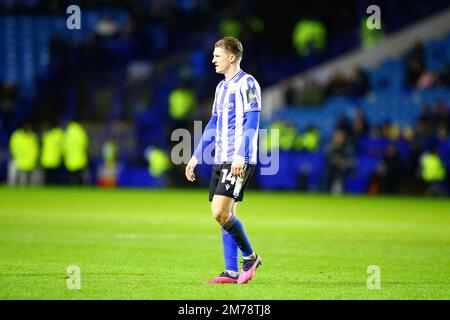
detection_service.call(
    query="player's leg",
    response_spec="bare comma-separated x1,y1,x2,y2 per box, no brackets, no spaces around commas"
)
205,166,239,284
221,202,239,276
229,163,265,284
211,195,256,258
211,195,261,284
206,201,239,284
231,202,237,215
206,164,262,284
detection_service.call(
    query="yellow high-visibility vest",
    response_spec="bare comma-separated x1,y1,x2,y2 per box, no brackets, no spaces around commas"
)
147,148,170,177
220,19,242,38
292,20,326,56
9,129,39,171
168,89,196,120
63,122,89,172
279,126,297,151
41,127,64,169
421,152,446,182
302,129,320,152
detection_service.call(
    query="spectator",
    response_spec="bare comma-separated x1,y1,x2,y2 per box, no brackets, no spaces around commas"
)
433,101,450,130
418,105,434,126
405,58,424,88
376,144,405,194
436,122,448,142
326,71,350,96
417,69,439,89
350,67,370,96
95,15,120,38
381,122,400,142
405,41,425,68
352,108,370,142
324,129,354,195
282,78,300,105
414,118,434,151
335,114,352,138
97,139,119,188
439,64,450,87
436,123,450,170
298,78,325,105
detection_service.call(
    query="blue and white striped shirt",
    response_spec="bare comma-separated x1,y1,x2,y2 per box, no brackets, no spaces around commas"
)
211,70,262,164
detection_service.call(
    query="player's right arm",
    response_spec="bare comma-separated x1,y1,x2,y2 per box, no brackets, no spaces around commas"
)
185,114,217,182
186,82,222,182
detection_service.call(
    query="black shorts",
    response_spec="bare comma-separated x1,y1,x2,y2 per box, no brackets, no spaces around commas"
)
209,163,256,202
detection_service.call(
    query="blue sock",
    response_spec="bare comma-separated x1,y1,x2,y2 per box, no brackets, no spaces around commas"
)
221,228,238,272
222,215,254,257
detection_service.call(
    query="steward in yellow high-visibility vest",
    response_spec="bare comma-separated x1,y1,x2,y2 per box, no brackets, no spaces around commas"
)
261,121,299,152
168,88,197,121
41,126,64,169
260,121,282,152
279,125,297,151
219,18,242,39
10,128,38,171
292,19,326,56
41,124,64,184
146,147,171,178
63,121,89,185
295,127,320,152
8,122,39,186
420,150,446,182
419,147,447,196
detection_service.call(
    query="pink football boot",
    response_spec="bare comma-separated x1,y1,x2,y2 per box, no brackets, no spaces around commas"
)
204,272,239,284
237,255,262,284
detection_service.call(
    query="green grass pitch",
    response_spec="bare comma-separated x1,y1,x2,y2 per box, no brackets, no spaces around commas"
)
0,186,449,299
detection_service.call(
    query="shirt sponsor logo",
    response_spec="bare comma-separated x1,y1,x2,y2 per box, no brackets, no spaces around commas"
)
217,102,235,112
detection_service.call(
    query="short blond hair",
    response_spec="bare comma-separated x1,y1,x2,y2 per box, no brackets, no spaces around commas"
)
215,36,243,61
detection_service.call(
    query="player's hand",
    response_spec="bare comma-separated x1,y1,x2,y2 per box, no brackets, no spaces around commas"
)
185,156,198,182
231,155,245,178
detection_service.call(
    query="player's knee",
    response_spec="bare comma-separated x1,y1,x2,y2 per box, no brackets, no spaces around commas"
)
210,205,222,220
211,206,229,225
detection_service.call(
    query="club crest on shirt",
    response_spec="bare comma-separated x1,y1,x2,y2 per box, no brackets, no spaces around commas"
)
246,89,258,104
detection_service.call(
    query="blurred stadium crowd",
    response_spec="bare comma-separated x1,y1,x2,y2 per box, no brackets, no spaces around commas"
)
0,0,449,196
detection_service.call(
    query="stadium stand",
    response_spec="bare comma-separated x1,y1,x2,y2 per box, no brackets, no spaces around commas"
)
0,0,449,195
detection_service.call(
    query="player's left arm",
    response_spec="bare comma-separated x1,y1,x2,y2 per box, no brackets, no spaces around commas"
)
231,76,261,177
